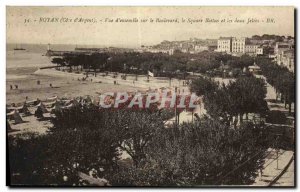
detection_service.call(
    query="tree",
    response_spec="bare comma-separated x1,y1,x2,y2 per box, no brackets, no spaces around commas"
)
51,57,65,69
226,55,254,69
89,53,109,72
256,57,295,114
115,110,165,167
52,103,166,168
201,76,268,126
9,103,124,186
190,76,218,96
227,76,268,121
107,119,268,186
9,101,269,186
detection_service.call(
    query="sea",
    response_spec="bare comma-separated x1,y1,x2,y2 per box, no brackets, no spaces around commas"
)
6,44,81,103
6,43,136,80
6,44,77,81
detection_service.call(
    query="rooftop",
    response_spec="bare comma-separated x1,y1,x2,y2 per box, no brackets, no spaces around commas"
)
219,37,232,40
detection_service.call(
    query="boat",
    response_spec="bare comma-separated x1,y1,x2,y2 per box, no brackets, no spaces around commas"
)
14,44,26,51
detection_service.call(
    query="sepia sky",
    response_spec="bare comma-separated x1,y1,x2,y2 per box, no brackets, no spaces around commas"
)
6,6,295,47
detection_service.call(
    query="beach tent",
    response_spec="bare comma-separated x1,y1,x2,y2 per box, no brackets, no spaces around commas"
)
6,106,16,113
34,102,49,119
26,99,39,106
50,102,62,113
7,110,23,124
17,103,32,116
44,100,57,108
63,99,72,106
62,103,74,109
63,99,80,107
7,120,12,131
72,99,80,107
36,102,49,113
47,96,58,102
33,99,42,106
34,106,44,119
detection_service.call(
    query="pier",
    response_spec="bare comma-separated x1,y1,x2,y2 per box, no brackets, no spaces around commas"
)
45,43,96,56
45,50,93,56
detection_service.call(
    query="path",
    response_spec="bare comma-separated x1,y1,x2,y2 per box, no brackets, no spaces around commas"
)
251,75,295,187
272,160,294,186
252,149,294,186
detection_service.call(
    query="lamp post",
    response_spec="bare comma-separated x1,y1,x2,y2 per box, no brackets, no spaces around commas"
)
135,69,138,81
274,133,282,170
175,86,177,126
124,63,127,78
107,57,112,72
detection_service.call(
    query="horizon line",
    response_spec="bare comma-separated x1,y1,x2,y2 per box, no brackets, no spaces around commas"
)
6,33,295,47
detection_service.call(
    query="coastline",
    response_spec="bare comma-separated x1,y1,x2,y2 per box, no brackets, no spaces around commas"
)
7,68,151,105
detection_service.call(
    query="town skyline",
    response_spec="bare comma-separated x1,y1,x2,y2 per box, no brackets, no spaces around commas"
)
7,33,295,48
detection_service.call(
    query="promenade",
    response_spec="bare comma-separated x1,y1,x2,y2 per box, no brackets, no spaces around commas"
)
252,149,294,186
251,75,295,186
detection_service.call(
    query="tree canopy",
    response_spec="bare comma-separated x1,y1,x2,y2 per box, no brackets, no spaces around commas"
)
190,75,268,126
256,57,295,114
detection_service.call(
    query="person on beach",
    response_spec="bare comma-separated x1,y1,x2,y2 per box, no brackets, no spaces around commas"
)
50,83,53,88
15,85,18,89
10,85,13,90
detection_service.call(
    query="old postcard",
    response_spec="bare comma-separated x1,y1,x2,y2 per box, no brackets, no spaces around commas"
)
6,6,295,187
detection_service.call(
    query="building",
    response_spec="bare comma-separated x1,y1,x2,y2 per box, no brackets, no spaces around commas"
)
248,62,261,74
274,42,293,55
232,37,246,54
208,45,217,51
217,37,255,56
194,45,209,52
245,44,259,55
275,42,294,71
217,37,232,53
277,49,295,73
256,47,264,55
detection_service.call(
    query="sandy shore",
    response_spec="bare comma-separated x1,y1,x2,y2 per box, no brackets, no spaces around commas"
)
6,68,146,136
7,67,192,104
7,68,195,137
6,68,149,104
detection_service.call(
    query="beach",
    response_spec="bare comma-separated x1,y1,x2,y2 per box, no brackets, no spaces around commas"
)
6,44,144,104
6,70,142,104
6,44,202,137
6,45,147,136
